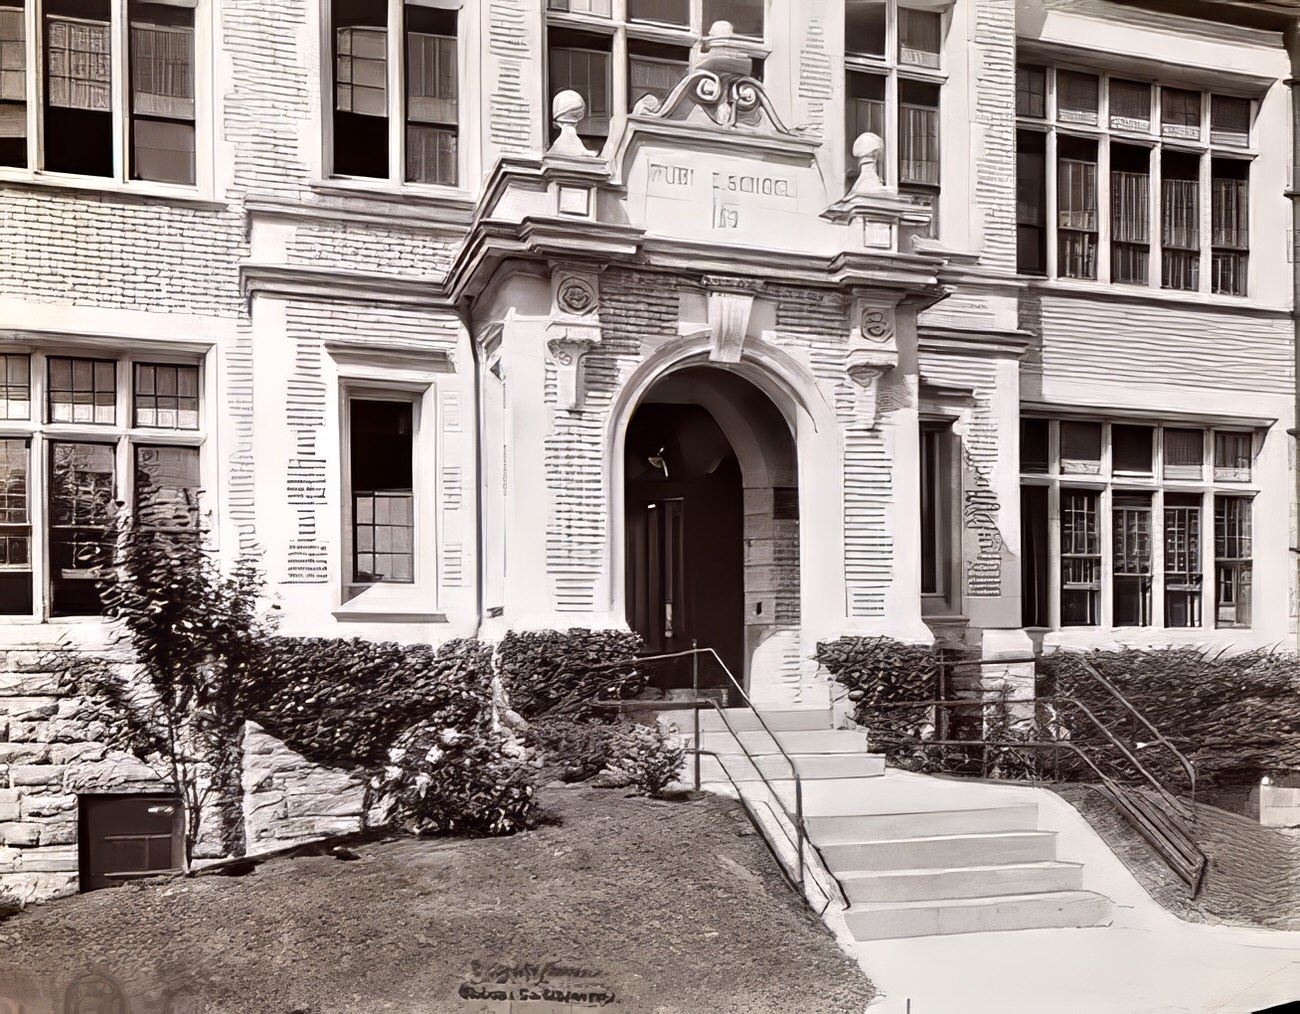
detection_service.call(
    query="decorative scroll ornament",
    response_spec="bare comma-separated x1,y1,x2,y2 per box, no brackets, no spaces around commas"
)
847,294,900,428
631,21,791,134
557,276,597,316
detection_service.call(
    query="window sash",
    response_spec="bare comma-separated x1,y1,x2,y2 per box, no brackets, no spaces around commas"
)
550,46,611,136
0,4,25,103
335,25,387,117
406,30,456,125
1109,80,1150,132
1161,88,1201,139
1016,65,1045,119
46,14,111,112
897,7,941,68
1057,71,1099,125
48,356,116,425
129,19,194,120
899,102,938,185
0,353,30,420
1211,176,1248,250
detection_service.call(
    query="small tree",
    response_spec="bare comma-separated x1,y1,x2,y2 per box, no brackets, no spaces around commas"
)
55,483,270,868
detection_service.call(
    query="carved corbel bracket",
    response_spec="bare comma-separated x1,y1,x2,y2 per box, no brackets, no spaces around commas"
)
847,293,901,428
702,275,763,364
547,263,604,411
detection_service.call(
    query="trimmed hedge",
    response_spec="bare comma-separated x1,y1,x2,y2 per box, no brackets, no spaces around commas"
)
1041,647,1300,788
496,628,647,720
241,636,497,774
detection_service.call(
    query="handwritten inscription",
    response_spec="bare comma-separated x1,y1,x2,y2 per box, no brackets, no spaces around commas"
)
459,960,616,1008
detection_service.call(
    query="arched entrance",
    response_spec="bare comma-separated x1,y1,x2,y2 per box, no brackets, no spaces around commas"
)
623,365,799,699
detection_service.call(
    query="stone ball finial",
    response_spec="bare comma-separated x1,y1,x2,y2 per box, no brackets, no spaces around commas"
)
547,89,596,160
851,131,885,193
553,89,586,128
706,20,735,39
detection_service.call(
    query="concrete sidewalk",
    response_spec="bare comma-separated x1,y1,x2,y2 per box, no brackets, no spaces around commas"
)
846,776,1300,1014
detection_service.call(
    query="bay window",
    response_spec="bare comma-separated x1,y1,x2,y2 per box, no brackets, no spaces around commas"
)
1015,64,1255,297
1020,417,1258,632
0,0,199,185
330,0,460,187
0,349,204,619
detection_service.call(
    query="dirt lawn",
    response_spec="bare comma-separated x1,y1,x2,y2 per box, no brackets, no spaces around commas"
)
0,787,874,1014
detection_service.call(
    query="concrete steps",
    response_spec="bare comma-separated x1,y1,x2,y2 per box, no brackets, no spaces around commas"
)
839,860,1085,904
821,830,1059,873
844,889,1113,941
687,706,1113,941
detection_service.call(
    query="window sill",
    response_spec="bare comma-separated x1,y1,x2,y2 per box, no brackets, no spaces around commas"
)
331,606,449,624
0,169,225,209
310,178,476,211
1021,276,1283,314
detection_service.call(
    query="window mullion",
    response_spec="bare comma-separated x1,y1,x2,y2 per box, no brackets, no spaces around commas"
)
111,0,127,182
1147,142,1160,292
1097,132,1112,284
24,0,38,170
1152,486,1165,626
1198,149,1211,295
610,25,627,149
388,0,402,185
1199,490,1214,631
1045,125,1058,280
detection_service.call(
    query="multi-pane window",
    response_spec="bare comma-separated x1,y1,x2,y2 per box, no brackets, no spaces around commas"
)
0,0,197,184
844,2,944,231
347,398,414,586
919,422,954,610
330,0,459,187
1016,65,1254,296
1214,496,1252,628
1020,418,1258,631
0,349,203,618
546,0,763,151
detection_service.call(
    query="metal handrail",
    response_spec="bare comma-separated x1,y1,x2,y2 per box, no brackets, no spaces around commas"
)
1068,657,1199,810
591,643,851,909
861,694,1208,894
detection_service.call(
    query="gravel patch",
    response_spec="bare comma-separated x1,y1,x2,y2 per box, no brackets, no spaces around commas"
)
0,787,873,1014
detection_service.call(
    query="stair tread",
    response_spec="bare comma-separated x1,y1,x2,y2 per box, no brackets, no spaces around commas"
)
846,889,1107,913
808,804,1035,819
824,829,1055,847
837,860,1083,881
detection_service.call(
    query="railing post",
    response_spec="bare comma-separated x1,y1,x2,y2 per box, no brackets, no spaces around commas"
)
795,777,805,895
692,639,701,792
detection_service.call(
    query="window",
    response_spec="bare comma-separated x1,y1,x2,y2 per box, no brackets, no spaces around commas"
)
1016,64,1045,119
1214,431,1252,482
844,1,943,226
1057,137,1098,280
347,398,414,587
1015,66,1254,296
0,2,25,168
1162,151,1200,292
1111,144,1150,285
548,0,764,154
0,348,203,618
0,0,198,183
1017,130,1047,275
548,28,611,147
628,39,689,112
920,422,954,607
702,0,762,38
1060,489,1100,626
1057,70,1098,126
1112,494,1152,627
330,0,459,187
1214,496,1251,628
1020,418,1258,631
1211,158,1248,296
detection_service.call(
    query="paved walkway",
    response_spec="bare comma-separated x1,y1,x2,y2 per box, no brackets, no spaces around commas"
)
840,776,1300,1014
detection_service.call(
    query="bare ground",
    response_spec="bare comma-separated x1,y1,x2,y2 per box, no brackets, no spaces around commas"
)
0,787,874,1014
1053,783,1300,931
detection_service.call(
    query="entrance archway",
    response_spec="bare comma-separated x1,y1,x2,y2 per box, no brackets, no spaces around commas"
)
623,366,799,698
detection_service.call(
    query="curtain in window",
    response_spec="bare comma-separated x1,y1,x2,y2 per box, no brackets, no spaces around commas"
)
1111,171,1149,244
1162,88,1201,137
1162,178,1199,250
1211,176,1248,249
130,21,194,119
898,8,941,68
1109,80,1150,131
900,103,938,185
1164,428,1203,479
1058,158,1098,278
1211,96,1250,146
407,31,456,125
47,15,110,111
1057,71,1098,124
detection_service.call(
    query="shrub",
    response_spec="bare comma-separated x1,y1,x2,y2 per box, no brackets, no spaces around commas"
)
240,637,496,774
816,637,942,765
527,717,624,783
377,720,536,836
599,722,686,797
496,629,647,720
1041,647,1300,789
